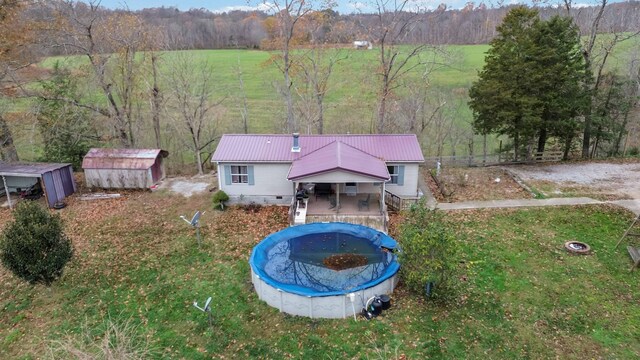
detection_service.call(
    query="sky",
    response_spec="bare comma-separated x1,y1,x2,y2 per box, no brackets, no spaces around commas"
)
97,1,611,14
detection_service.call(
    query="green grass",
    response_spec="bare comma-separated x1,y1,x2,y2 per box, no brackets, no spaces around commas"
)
1,193,639,359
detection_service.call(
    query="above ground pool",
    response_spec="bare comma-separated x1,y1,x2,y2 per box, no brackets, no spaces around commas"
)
249,222,399,318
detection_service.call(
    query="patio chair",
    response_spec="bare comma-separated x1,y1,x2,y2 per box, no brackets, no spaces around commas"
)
358,194,371,211
328,196,341,210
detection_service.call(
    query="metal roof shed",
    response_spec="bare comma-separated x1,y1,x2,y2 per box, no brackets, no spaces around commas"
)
0,162,76,208
82,148,169,189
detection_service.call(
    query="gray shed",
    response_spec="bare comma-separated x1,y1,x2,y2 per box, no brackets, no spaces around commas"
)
82,148,169,189
0,162,76,208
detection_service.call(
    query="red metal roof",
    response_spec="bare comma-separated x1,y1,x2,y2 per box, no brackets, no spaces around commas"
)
288,141,390,180
82,148,169,170
212,134,424,163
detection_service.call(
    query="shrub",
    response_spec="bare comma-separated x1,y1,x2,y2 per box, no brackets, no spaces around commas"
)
0,201,73,285
397,200,459,299
212,190,229,210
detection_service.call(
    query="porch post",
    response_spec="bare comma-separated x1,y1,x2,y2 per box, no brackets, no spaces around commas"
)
381,182,386,215
2,176,11,209
336,183,340,213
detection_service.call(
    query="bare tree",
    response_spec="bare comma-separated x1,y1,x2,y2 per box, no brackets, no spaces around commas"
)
561,0,640,158
293,47,346,134
256,0,333,132
233,56,250,134
164,54,224,175
0,0,32,161
360,0,445,133
52,1,154,148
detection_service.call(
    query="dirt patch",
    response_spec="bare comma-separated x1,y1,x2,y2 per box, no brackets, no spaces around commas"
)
507,161,640,200
423,167,531,202
157,173,217,197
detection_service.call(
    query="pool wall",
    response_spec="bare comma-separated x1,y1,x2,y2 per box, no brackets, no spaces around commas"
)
249,222,400,319
251,268,397,319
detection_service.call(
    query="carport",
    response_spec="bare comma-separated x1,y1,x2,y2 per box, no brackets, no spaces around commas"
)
0,162,76,209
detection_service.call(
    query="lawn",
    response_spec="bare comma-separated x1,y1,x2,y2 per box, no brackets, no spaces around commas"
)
1,190,639,359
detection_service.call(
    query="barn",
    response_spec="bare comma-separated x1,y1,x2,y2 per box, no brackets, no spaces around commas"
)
0,162,76,208
82,148,169,189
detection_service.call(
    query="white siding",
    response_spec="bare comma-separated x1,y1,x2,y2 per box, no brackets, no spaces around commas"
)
85,169,151,189
385,163,420,197
217,162,421,203
219,163,292,204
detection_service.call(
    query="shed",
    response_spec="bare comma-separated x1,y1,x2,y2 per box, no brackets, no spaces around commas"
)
82,148,169,189
0,162,76,208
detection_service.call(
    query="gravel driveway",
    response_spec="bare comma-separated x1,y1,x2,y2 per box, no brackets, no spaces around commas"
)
507,161,640,199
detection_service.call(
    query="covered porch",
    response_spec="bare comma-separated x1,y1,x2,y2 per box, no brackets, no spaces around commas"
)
288,140,392,231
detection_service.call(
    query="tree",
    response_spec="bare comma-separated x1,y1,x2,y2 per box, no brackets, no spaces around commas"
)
36,62,95,169
0,0,32,161
256,0,333,132
0,201,73,285
293,47,346,134
363,0,444,133
469,7,540,161
398,201,459,299
561,0,640,158
53,1,155,147
164,54,224,175
469,7,588,160
529,15,588,157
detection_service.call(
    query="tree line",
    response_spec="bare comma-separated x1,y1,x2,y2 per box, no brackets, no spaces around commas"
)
14,1,640,54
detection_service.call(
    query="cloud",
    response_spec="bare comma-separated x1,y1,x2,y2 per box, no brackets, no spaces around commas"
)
212,2,275,14
347,2,369,12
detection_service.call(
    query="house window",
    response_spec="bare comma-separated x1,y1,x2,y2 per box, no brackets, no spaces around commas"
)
387,166,399,184
231,165,248,184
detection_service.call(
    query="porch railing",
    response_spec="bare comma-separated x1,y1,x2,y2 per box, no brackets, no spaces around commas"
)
385,190,420,212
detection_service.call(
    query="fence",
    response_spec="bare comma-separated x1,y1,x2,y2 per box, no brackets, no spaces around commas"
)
424,151,564,168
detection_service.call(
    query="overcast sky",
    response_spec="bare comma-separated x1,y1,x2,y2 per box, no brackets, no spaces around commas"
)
97,1,611,14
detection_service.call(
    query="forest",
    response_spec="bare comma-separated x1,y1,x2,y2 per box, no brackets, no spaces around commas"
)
0,0,639,173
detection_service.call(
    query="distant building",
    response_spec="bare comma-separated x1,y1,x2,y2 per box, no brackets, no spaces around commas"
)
353,40,372,50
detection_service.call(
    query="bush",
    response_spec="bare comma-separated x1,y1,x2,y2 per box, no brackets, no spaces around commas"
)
398,200,459,299
0,201,73,285
212,190,229,210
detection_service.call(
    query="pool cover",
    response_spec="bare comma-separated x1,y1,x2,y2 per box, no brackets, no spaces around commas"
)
250,222,399,297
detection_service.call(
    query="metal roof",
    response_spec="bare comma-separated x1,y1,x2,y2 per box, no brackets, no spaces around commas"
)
212,134,425,163
0,162,72,177
288,141,389,180
82,148,169,170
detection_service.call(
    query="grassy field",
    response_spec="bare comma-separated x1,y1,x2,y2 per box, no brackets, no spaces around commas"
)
7,35,639,167
1,189,638,359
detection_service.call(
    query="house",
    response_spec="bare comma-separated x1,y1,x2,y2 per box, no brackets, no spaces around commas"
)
0,162,76,208
82,148,169,189
211,134,424,229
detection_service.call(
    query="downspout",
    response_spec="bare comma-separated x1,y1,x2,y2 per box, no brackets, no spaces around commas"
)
216,162,222,190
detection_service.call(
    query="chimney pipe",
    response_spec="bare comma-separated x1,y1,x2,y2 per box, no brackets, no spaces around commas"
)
292,133,300,152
